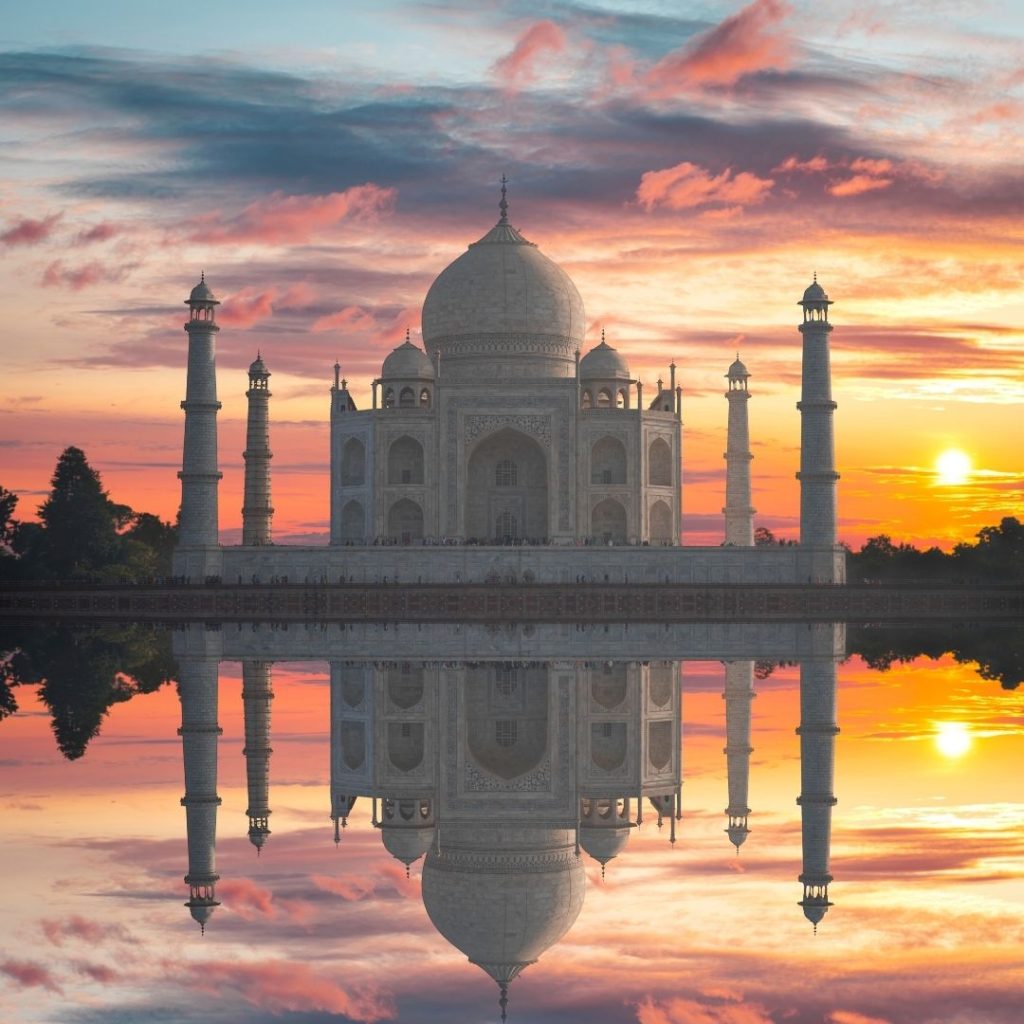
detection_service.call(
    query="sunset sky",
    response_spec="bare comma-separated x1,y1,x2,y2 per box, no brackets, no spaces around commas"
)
2,651,1022,1023
1,0,1022,548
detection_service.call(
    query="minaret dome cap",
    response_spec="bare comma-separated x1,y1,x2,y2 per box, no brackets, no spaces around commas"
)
580,339,630,379
248,353,270,378
726,357,750,380
187,275,219,305
799,277,831,306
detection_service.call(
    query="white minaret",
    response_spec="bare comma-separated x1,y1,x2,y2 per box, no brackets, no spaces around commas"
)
797,276,840,582
242,354,273,546
242,660,273,852
178,645,222,933
723,356,755,546
723,660,755,851
174,274,223,579
796,625,841,931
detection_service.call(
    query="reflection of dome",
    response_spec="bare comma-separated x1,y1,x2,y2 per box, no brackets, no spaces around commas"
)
421,215,585,378
188,275,218,304
580,826,631,865
422,826,585,992
382,340,435,379
726,823,750,850
382,826,436,867
185,898,218,933
580,340,630,379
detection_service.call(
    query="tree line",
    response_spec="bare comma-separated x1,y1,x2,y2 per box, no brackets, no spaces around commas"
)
755,519,1024,582
0,446,176,581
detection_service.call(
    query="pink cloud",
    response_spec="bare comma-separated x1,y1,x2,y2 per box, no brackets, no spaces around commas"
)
636,161,774,211
0,213,60,246
0,959,62,993
637,996,775,1024
218,288,276,328
829,1013,893,1024
828,173,894,197
773,154,831,173
41,260,119,290
73,961,119,984
218,877,276,919
310,872,377,901
311,305,378,334
645,0,792,93
188,184,395,245
74,222,119,245
492,20,567,88
187,960,393,1021
41,914,120,947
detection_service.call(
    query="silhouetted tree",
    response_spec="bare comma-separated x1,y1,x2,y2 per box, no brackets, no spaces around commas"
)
754,527,776,546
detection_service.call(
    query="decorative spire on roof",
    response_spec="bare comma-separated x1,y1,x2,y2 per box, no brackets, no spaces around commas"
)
405,326,411,344
499,981,509,1022
499,174,510,224
200,270,205,283
601,326,606,345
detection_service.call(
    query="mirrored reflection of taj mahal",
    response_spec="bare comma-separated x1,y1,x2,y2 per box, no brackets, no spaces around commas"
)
173,622,842,1018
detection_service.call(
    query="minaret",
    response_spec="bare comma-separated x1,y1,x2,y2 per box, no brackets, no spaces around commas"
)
242,660,273,852
177,645,223,933
723,660,755,851
173,274,223,578
797,276,840,581
723,356,755,546
242,353,273,545
796,625,841,931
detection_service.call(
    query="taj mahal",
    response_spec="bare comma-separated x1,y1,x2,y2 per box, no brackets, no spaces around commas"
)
172,184,845,583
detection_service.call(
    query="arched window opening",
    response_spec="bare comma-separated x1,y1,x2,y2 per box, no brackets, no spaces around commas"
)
340,438,365,487
399,387,415,407
419,388,431,408
591,436,627,485
495,459,518,487
495,509,518,540
581,390,593,409
387,436,424,485
597,388,612,408
650,500,673,543
340,722,365,770
383,387,395,408
592,498,627,544
648,720,673,771
648,438,672,487
617,389,626,408
387,499,424,543
340,500,364,544
495,666,519,697
387,722,424,772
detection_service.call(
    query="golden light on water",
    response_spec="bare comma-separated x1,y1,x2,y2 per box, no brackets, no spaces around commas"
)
935,449,972,485
935,721,973,758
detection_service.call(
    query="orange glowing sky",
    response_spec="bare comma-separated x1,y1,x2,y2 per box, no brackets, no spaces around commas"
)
1,1,1022,548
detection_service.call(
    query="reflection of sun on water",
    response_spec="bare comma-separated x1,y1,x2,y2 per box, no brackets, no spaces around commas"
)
935,449,972,485
934,721,972,758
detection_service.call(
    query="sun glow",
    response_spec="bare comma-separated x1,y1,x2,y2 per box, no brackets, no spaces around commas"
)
934,721,972,759
935,449,972,485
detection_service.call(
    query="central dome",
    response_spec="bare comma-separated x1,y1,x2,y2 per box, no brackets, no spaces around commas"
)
421,213,586,381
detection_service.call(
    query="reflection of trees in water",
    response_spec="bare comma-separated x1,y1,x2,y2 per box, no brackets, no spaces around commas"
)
0,625,175,759
847,625,1023,691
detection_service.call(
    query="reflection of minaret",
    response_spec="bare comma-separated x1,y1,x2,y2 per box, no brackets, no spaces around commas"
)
797,626,841,931
178,654,222,933
723,660,755,851
242,353,273,545
723,356,755,546
242,660,273,853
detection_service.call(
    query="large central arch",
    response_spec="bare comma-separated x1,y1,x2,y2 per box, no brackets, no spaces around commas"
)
465,428,548,541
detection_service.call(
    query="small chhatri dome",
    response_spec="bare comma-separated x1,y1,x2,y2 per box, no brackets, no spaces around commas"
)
580,335,630,379
249,351,269,378
726,355,749,380
382,826,436,867
381,338,435,379
800,274,830,305
580,826,632,865
187,272,219,305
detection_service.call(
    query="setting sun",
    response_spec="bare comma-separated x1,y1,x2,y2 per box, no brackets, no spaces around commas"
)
934,721,973,759
935,449,972,486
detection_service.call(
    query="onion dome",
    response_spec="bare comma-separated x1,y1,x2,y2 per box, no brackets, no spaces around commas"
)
381,339,435,379
421,189,585,381
726,356,749,381
800,895,832,930
580,826,632,869
800,274,831,305
187,273,219,305
382,826,436,868
726,822,750,850
580,338,630,379
248,352,270,378
185,897,219,933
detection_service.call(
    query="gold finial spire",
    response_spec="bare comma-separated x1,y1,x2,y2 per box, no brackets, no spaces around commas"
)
405,326,410,343
601,326,606,345
499,174,509,224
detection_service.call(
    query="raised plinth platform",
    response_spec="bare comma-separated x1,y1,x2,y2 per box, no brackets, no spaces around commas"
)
2,582,1020,624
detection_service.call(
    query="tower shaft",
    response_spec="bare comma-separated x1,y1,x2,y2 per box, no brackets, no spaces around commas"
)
724,388,754,546
174,281,222,578
242,660,274,849
242,360,273,545
178,652,222,928
723,660,754,848
796,625,840,927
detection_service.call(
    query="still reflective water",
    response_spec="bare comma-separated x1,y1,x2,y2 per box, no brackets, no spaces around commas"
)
1,621,1022,1024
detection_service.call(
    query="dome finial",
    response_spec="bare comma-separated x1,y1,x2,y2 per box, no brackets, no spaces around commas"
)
200,270,205,283
601,326,606,345
601,863,606,881
813,270,817,283
405,326,410,344
499,982,509,1022
499,174,509,224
